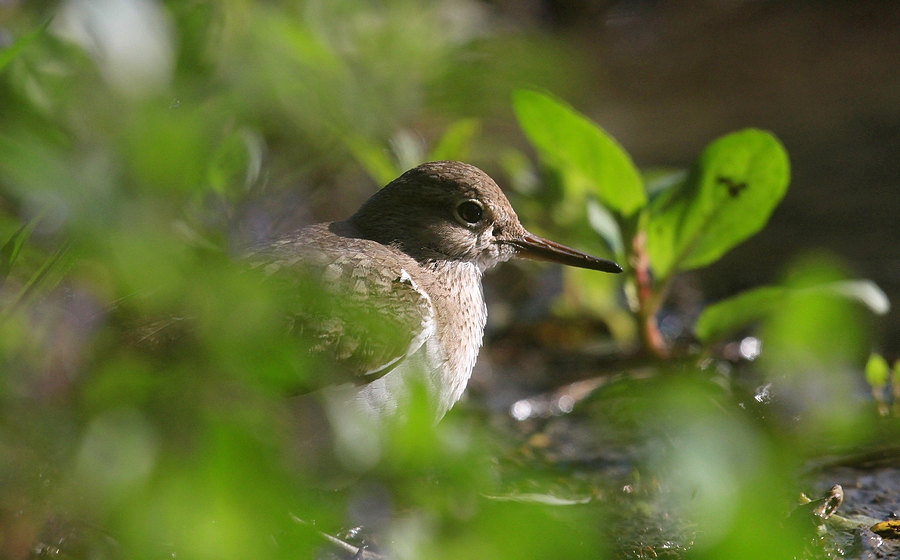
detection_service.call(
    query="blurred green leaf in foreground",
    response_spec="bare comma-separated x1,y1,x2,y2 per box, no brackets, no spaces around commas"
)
0,1,610,559
0,3,896,560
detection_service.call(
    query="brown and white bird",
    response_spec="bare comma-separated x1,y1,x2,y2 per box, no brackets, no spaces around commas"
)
253,161,621,426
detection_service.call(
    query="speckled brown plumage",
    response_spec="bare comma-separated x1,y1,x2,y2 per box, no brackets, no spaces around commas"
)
249,161,621,421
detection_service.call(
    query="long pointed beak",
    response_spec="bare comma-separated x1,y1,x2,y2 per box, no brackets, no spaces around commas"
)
508,233,622,273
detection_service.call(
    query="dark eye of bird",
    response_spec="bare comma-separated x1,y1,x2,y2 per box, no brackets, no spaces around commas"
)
455,200,483,225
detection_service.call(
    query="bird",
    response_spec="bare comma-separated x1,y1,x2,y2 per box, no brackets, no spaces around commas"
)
250,161,622,429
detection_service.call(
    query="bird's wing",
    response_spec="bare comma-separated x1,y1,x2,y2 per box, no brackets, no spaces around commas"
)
249,223,435,382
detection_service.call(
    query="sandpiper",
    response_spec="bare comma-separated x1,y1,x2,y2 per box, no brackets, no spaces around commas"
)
254,161,621,423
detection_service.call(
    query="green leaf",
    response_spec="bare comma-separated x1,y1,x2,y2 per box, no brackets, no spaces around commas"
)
0,19,51,73
345,134,399,186
1,238,75,322
429,119,480,162
643,168,687,199
208,134,249,195
499,148,539,195
390,129,426,173
586,198,623,257
865,354,890,389
0,212,44,287
513,90,646,217
807,279,890,316
694,286,786,343
694,279,889,344
646,129,790,279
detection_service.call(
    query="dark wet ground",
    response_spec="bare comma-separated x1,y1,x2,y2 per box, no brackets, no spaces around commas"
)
809,462,900,559
460,322,900,560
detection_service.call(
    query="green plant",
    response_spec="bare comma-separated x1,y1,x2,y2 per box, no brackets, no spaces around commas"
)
0,212,75,324
864,353,900,417
348,118,482,185
512,90,888,357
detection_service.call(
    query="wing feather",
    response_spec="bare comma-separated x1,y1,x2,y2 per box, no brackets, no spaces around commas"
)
249,223,433,382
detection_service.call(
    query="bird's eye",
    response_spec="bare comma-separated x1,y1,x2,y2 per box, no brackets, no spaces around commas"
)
454,200,484,225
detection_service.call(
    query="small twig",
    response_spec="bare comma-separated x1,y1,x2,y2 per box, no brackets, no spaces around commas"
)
289,513,387,560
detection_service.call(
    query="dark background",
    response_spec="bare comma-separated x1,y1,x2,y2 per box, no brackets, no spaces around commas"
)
492,0,900,351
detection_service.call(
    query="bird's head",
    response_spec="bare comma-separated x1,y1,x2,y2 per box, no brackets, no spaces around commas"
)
350,161,622,274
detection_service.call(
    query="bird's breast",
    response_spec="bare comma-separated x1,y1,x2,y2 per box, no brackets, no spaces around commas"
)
422,260,487,416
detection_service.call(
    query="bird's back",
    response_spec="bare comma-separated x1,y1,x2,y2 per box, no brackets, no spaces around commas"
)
250,221,436,384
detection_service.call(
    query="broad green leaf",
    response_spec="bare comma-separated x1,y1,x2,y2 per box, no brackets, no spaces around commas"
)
694,286,786,343
807,279,890,316
694,279,889,344
429,119,480,162
513,90,646,217
646,129,790,279
865,354,890,389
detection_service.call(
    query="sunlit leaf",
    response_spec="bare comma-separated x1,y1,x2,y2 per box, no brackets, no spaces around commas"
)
643,168,686,199
810,279,890,316
647,129,790,279
429,118,480,162
694,286,786,343
757,258,872,444
865,354,890,389
695,279,888,344
513,90,646,217
586,198,623,257
345,134,399,185
390,129,426,172
207,130,262,196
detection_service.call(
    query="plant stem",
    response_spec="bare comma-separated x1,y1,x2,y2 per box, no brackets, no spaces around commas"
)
631,231,669,358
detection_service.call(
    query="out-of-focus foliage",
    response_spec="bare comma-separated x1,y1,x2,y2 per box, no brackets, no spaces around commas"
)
0,2,895,560
349,118,482,186
865,354,891,390
754,257,876,446
0,2,597,559
634,375,811,560
695,279,889,344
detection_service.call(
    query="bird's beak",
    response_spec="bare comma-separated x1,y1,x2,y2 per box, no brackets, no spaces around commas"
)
509,233,623,273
